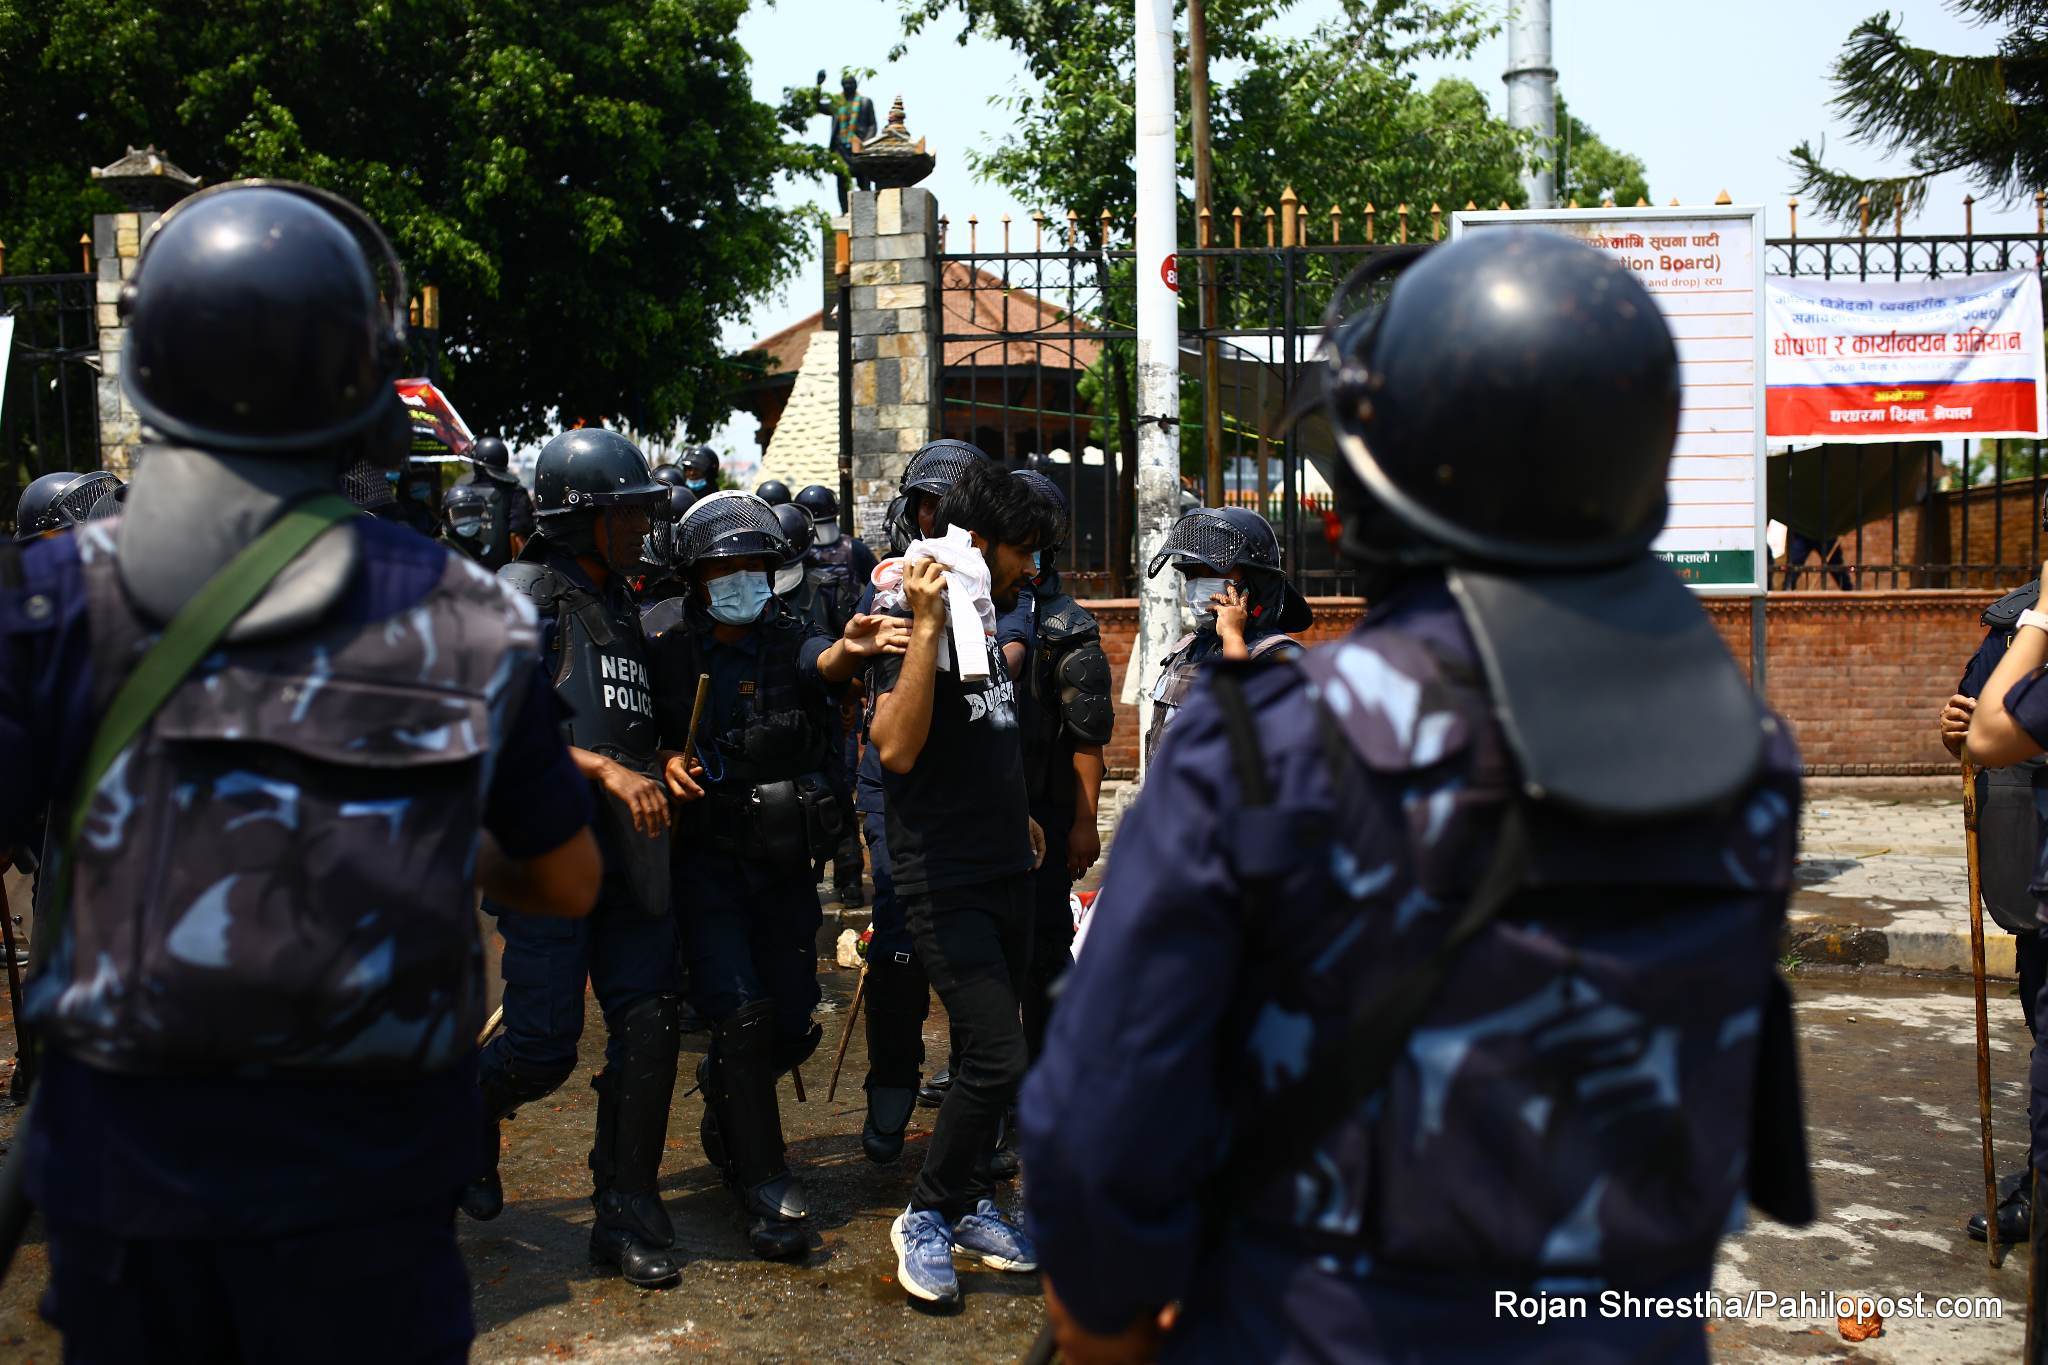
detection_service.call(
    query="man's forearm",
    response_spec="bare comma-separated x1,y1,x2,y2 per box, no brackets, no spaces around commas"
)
568,745,611,783
1073,745,1105,817
873,623,942,772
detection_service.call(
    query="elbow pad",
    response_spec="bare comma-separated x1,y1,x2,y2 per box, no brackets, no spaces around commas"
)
1058,641,1115,746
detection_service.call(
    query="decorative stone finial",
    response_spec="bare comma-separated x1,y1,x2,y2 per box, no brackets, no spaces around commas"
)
850,95,935,189
90,146,201,210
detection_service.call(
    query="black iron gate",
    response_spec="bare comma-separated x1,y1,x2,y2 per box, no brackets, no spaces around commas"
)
939,218,2048,595
2,272,101,532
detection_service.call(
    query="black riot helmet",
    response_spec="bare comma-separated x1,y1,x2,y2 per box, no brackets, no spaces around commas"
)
651,463,688,488
120,181,410,461
1012,468,1069,561
773,502,815,561
471,436,511,471
755,478,793,507
884,493,915,555
1148,505,1310,632
679,445,720,490
902,439,988,498
439,480,501,566
674,491,791,568
1318,230,1677,570
14,470,124,540
640,484,700,574
794,484,838,522
533,428,669,571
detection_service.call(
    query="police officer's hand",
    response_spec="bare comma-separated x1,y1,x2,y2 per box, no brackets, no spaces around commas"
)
1067,815,1101,878
1940,693,1977,755
601,759,672,837
1042,1275,1176,1363
902,559,948,629
663,752,707,804
1028,817,1046,870
1211,582,1249,642
841,612,911,658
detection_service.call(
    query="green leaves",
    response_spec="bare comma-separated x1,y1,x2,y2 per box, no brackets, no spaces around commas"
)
0,0,824,441
1790,4,2048,226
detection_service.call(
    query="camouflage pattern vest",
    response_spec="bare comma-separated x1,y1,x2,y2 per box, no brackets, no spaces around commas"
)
29,534,541,1077
1144,629,1296,765
1219,616,1801,1284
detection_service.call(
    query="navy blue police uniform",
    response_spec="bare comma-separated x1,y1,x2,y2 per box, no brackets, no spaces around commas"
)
3,518,588,1364
1023,229,1813,1361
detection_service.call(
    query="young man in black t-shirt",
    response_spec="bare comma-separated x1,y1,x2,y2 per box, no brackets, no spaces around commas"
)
867,459,1055,1305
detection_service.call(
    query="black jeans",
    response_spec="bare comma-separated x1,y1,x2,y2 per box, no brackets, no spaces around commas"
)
905,873,1033,1220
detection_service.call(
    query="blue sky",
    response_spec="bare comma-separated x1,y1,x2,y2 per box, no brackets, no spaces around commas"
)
713,0,2031,468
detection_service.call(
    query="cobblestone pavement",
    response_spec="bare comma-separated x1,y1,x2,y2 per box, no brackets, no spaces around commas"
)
1791,784,2018,977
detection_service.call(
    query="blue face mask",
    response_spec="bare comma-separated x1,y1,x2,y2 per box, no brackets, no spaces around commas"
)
706,570,772,625
686,477,711,493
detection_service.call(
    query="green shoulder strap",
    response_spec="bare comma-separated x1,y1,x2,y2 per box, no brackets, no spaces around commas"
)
41,493,359,949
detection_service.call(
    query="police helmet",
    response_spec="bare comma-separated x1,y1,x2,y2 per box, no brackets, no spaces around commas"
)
1148,506,1310,632
640,485,700,572
120,181,409,459
14,470,124,540
755,478,793,506
675,491,791,567
441,480,493,542
651,463,688,488
1318,230,1677,569
679,445,720,485
533,428,668,520
794,484,839,522
472,436,511,471
341,459,397,511
884,493,915,555
773,502,816,562
902,438,988,498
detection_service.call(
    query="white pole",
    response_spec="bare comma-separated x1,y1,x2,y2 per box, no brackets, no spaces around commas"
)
1132,0,1181,778
1504,0,1557,209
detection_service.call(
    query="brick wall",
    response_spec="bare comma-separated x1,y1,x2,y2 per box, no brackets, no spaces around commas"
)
1084,591,2002,778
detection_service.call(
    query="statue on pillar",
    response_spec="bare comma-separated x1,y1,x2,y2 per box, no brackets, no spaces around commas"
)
815,70,878,210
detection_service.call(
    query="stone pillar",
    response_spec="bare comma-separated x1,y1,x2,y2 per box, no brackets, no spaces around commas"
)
847,186,940,547
92,209,152,478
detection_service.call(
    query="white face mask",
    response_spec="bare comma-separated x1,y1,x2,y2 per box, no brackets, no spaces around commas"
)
1183,575,1229,622
773,562,806,597
812,519,841,546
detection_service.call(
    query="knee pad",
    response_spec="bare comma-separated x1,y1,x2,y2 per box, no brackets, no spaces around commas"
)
611,993,682,1068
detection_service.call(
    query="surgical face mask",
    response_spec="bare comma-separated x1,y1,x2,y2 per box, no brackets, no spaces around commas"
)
813,519,841,546
449,515,484,542
773,562,806,596
686,477,711,493
1183,575,1230,621
707,570,773,625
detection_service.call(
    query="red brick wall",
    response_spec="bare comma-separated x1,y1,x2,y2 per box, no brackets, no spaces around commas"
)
1084,591,2002,778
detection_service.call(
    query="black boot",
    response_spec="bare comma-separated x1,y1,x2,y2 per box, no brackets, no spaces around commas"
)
917,1064,955,1109
461,1055,556,1222
863,1082,917,1165
987,1106,1021,1181
587,995,682,1289
706,1001,811,1261
1968,1168,2033,1245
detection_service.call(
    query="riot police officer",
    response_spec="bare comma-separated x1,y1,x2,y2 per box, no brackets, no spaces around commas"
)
797,484,878,906
1011,470,1112,1058
756,478,793,507
439,478,513,569
680,445,720,495
648,491,897,1258
11,471,122,540
1023,230,1812,1359
1141,506,1311,765
1940,559,2048,1246
463,426,701,1290
458,434,538,557
771,501,840,633
0,181,602,1362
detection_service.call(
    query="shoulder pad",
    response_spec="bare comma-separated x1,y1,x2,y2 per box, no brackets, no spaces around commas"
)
1248,632,1303,660
1036,594,1100,646
499,561,566,611
1984,579,2041,628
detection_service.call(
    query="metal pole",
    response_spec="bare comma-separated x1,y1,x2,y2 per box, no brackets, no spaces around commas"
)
1190,0,1223,505
1133,0,1182,780
1961,758,2004,1271
838,271,855,526
1503,0,1558,209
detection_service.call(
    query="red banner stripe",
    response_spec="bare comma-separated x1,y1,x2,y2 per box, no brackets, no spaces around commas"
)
1766,379,2039,439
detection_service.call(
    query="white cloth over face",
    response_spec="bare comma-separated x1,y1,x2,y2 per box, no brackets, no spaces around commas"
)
869,527,998,680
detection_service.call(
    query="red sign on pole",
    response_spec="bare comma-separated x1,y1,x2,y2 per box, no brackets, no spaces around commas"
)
1161,254,1179,292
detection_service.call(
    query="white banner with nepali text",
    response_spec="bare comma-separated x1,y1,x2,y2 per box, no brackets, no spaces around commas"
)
1764,271,2045,442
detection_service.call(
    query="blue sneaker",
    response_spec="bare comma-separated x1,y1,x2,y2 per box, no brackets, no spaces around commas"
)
891,1206,960,1303
952,1198,1038,1271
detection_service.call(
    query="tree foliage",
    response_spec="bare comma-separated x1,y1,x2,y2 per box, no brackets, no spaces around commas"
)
1558,95,1650,209
1790,0,2048,225
0,0,830,440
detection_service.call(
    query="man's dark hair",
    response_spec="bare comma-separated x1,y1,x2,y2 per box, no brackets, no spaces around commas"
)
933,457,1057,551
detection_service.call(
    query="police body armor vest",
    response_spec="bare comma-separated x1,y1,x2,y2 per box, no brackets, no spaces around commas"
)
37,544,538,1077
1144,629,1295,764
504,555,668,916
1220,625,1804,1283
648,600,841,867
